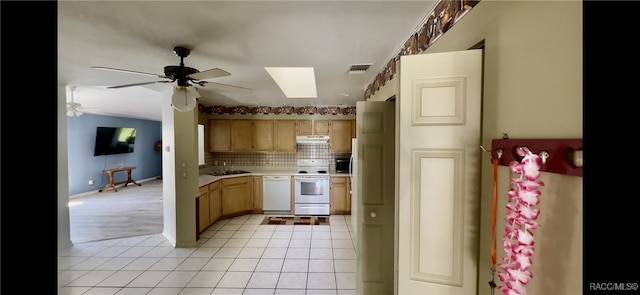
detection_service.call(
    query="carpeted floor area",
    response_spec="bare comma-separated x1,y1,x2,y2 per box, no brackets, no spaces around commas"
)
260,215,330,225
68,178,163,244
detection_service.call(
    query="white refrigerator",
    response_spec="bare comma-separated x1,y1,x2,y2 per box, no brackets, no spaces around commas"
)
349,138,357,249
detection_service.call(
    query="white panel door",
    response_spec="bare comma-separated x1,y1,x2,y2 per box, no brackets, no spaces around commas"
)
355,101,395,295
397,49,483,295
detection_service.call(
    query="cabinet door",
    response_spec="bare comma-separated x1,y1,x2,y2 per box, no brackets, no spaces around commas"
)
329,120,353,152
330,176,348,214
208,119,231,152
252,176,263,211
209,181,221,224
314,120,330,135
274,120,296,152
231,120,253,151
253,120,274,151
296,120,313,135
351,119,356,138
222,176,251,215
197,186,210,233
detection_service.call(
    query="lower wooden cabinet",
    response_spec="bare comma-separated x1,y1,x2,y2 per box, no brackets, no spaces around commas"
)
221,176,251,216
330,176,351,215
197,180,223,238
209,181,221,224
252,176,263,213
198,176,253,239
197,185,210,235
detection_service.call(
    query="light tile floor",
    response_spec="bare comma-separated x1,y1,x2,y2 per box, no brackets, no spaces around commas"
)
58,214,356,295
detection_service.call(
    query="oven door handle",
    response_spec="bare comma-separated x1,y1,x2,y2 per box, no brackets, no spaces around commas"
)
295,176,328,181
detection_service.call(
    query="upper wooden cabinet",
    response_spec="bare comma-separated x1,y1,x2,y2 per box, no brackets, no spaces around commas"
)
253,120,274,151
274,120,296,152
329,120,354,152
314,120,330,135
296,120,313,135
208,118,354,152
231,120,274,152
208,119,231,152
297,120,331,136
352,119,356,138
231,120,254,151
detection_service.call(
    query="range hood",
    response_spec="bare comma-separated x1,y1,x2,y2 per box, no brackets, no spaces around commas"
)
296,135,330,144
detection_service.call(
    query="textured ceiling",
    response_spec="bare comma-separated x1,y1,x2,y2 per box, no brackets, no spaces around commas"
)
58,1,438,121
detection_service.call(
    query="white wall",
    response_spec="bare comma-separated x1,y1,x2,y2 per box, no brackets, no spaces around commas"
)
426,1,583,294
160,86,199,248
173,107,199,247
58,85,73,250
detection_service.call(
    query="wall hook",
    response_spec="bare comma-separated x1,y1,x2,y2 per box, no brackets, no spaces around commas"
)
490,138,582,177
481,145,503,161
539,151,549,165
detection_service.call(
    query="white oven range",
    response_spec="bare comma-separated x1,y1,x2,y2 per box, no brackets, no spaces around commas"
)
294,159,330,215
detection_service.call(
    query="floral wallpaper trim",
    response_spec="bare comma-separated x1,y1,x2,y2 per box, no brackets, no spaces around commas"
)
365,0,481,100
198,104,356,115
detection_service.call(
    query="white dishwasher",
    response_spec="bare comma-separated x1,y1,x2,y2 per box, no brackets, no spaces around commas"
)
262,175,292,215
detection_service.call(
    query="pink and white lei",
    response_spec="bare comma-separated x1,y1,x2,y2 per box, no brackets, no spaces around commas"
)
497,147,545,295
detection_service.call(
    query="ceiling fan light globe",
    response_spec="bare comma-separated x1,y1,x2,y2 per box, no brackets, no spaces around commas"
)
67,109,83,117
172,86,197,112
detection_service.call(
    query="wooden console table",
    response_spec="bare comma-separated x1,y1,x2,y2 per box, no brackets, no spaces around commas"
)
99,166,141,192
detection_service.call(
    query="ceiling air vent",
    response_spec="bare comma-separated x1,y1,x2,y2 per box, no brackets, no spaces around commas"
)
347,64,372,75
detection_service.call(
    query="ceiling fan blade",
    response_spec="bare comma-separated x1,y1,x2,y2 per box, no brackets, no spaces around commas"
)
188,68,231,80
200,81,252,91
92,66,168,79
107,80,172,89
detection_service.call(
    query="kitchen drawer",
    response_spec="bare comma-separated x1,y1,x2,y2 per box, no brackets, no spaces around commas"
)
331,176,347,184
199,185,209,195
209,180,220,191
295,203,330,215
222,176,249,186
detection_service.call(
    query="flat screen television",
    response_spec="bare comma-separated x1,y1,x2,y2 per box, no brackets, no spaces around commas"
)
94,127,137,156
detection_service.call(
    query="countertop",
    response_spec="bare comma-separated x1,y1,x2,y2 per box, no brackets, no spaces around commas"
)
198,167,298,186
198,167,350,187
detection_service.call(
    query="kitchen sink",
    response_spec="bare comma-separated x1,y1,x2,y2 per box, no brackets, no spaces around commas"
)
209,170,251,176
225,170,251,175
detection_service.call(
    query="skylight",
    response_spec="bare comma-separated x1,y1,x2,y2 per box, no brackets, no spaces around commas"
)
265,67,317,98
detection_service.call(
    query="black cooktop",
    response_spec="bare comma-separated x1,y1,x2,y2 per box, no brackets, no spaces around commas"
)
297,170,327,174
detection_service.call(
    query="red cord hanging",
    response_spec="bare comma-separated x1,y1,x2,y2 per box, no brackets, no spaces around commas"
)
491,158,498,266
488,158,499,294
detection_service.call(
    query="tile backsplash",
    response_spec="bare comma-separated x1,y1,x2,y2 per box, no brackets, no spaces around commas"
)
205,144,351,170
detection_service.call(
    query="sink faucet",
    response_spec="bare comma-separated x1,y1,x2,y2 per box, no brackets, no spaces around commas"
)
222,161,226,172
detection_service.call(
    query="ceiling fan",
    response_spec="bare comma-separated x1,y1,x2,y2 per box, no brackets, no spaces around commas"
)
92,46,251,91
66,86,83,117
66,86,105,117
